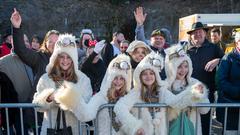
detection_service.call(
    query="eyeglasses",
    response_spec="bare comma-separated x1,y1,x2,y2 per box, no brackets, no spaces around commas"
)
120,46,128,49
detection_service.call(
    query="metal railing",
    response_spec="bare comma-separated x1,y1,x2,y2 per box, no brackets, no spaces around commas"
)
1,103,240,135
0,103,92,135
95,103,240,135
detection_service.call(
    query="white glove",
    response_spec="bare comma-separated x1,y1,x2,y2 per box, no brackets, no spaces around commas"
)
94,40,106,54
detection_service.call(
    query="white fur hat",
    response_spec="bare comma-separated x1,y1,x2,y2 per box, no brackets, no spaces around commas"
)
164,44,193,85
46,34,78,74
133,52,164,90
126,40,152,56
100,54,132,97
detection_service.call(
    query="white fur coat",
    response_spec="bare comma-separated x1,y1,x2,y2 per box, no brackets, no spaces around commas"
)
32,71,92,135
54,87,128,135
114,88,168,135
163,78,210,135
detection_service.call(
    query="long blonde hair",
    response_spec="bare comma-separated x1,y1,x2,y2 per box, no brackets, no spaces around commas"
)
107,78,127,103
40,30,59,53
48,54,78,83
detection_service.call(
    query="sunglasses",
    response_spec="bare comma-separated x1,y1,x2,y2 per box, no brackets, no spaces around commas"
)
120,46,128,49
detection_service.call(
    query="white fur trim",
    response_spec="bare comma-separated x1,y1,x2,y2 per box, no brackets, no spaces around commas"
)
133,52,165,90
191,82,208,101
114,91,144,135
54,81,81,110
32,88,55,111
100,54,132,97
165,44,193,85
46,34,78,74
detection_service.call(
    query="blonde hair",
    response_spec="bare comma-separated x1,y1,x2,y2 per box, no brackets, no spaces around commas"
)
48,54,78,83
40,30,59,53
107,78,127,103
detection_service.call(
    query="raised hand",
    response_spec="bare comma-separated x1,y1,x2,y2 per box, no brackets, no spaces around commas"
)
94,40,106,54
134,7,147,26
10,8,22,28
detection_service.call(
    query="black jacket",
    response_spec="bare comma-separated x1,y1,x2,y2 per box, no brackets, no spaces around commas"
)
0,71,19,128
13,28,51,95
186,39,224,102
102,43,115,67
81,52,106,93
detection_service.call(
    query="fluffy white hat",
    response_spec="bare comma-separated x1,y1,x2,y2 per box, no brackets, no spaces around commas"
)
133,51,164,90
100,54,132,97
46,34,78,74
164,44,193,85
126,40,152,56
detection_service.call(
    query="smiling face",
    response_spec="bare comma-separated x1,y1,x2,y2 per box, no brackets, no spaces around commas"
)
58,52,73,71
46,34,59,53
132,47,147,62
112,75,125,91
176,61,189,80
140,69,156,88
190,29,206,46
151,35,165,49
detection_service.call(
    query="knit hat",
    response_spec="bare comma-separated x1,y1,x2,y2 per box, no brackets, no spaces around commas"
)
46,34,78,74
164,44,193,85
100,54,132,96
133,52,164,90
126,40,152,56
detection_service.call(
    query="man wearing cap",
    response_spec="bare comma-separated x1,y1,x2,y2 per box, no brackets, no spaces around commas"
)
185,22,224,135
134,7,169,57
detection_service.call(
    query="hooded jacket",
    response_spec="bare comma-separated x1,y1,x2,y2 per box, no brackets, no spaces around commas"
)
114,52,168,135
55,54,132,135
32,34,92,135
164,44,210,135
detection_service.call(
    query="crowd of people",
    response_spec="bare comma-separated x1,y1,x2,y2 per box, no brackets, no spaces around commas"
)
0,6,239,135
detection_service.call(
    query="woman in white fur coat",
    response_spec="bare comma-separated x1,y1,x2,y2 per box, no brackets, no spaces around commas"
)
55,54,132,135
32,34,92,135
114,52,169,135
164,44,210,135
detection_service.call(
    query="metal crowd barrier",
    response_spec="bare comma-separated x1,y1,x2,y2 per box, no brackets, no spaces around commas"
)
95,103,240,135
0,103,92,135
1,103,240,135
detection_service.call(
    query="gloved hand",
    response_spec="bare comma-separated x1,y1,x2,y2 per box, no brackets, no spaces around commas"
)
94,40,106,54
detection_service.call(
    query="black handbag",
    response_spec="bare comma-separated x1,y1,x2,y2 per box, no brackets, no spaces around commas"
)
47,108,73,135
